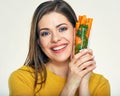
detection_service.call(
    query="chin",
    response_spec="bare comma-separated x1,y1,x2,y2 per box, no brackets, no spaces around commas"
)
54,55,70,63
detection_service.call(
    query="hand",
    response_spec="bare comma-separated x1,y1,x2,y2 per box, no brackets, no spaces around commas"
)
82,49,96,80
69,48,96,80
78,49,96,96
60,49,95,96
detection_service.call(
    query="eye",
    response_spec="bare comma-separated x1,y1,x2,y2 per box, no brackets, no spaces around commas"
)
59,27,68,32
40,31,50,37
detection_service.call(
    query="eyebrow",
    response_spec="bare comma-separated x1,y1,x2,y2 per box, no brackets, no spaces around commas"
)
39,28,49,32
56,23,67,28
39,23,67,32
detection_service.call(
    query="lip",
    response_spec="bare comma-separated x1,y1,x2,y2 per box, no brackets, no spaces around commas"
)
50,43,68,53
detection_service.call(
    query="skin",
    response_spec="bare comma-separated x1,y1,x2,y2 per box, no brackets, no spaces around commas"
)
38,12,96,96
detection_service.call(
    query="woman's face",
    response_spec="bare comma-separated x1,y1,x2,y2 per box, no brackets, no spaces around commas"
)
38,12,75,63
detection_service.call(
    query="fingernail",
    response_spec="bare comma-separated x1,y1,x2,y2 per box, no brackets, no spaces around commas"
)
79,49,87,52
83,49,88,52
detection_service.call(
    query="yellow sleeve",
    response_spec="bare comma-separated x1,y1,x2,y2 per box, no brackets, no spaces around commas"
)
91,74,110,96
89,73,110,96
8,69,34,96
94,78,110,96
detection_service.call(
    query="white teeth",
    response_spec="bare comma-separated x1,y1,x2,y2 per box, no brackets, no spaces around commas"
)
52,45,67,51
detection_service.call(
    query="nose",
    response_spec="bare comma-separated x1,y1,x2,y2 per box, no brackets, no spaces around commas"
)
51,32,61,43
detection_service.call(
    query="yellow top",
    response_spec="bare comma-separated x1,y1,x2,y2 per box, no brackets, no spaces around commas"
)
8,66,110,96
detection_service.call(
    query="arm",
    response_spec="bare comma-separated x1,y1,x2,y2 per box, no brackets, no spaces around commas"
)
78,49,96,96
79,73,91,96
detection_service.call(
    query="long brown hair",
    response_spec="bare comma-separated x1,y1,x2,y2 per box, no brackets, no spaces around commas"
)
24,0,77,92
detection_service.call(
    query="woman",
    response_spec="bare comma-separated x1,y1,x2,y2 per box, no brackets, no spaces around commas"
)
8,0,110,96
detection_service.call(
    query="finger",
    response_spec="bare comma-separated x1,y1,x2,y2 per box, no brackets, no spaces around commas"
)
87,48,93,55
69,49,88,66
75,54,94,67
79,60,96,71
70,28,76,60
70,43,74,60
84,62,96,72
78,62,96,77
74,49,88,60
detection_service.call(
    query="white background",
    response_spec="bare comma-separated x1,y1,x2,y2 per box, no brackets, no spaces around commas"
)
0,0,120,95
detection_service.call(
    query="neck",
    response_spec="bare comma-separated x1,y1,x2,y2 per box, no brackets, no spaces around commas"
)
46,60,69,78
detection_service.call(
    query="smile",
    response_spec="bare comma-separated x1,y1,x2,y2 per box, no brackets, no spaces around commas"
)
51,44,68,53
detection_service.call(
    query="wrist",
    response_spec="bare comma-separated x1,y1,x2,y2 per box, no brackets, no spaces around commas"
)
79,78,90,96
60,81,79,96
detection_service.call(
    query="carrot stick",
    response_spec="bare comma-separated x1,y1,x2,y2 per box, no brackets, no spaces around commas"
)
86,18,93,38
75,22,80,31
75,15,93,54
75,36,82,45
80,15,87,25
78,16,82,24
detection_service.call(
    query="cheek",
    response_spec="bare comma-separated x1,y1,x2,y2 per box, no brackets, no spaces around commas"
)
39,38,49,49
66,30,74,43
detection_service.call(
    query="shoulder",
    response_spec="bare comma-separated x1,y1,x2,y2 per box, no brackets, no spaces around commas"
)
90,72,110,91
9,65,35,84
89,72,110,96
8,66,35,95
90,72,109,83
9,65,35,78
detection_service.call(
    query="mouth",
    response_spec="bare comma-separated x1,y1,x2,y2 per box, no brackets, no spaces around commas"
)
51,43,68,53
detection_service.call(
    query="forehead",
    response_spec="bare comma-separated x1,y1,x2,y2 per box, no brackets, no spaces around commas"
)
38,12,70,28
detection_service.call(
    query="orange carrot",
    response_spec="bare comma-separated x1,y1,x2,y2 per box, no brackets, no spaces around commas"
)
75,22,80,31
80,15,87,25
78,16,82,24
75,15,93,54
75,36,82,45
86,18,93,38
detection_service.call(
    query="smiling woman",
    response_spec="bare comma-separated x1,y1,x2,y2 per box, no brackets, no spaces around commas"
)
8,0,110,96
38,12,74,63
